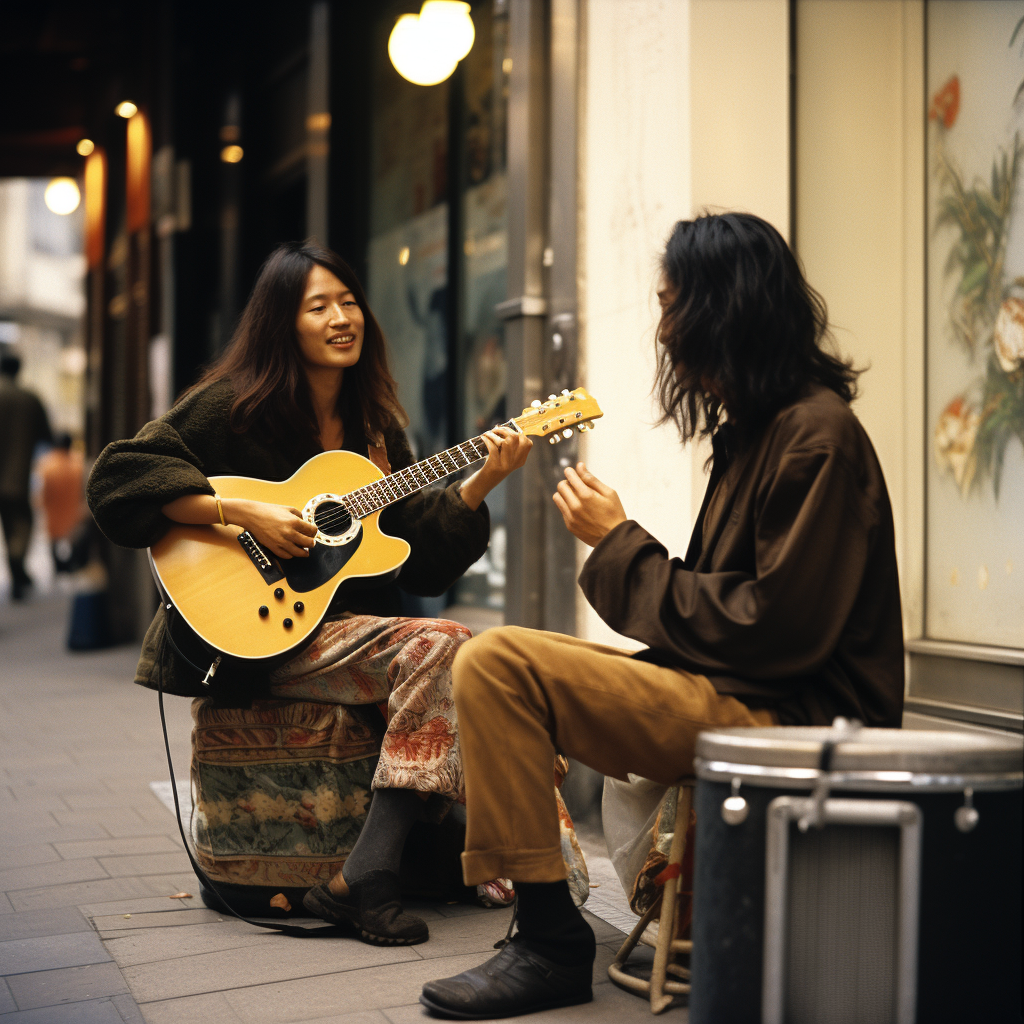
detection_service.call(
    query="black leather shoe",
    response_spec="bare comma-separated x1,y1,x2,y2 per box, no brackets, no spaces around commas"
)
302,870,428,946
419,938,593,1019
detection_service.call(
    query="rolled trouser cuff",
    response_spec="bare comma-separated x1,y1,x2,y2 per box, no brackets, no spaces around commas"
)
461,845,567,886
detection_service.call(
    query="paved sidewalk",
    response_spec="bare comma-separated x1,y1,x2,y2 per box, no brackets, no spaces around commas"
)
1,595,679,1023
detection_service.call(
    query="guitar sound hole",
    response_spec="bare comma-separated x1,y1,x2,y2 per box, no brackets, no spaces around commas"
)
313,501,352,537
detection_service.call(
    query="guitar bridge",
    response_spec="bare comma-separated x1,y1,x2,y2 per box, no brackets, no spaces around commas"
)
237,531,285,584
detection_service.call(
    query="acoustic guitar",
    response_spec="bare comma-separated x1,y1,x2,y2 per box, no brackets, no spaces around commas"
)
150,388,603,670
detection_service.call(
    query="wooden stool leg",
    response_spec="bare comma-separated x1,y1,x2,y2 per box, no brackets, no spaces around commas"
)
607,899,664,996
650,785,692,1013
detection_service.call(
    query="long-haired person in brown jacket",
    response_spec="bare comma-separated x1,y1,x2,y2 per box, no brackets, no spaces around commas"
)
421,213,904,1018
88,242,531,947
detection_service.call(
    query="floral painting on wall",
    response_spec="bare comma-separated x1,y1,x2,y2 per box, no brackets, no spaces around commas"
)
927,1,1024,649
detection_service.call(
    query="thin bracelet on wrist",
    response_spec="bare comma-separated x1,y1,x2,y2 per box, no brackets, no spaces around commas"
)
214,495,226,527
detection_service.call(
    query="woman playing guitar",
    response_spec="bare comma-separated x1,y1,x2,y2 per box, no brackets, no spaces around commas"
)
87,241,531,945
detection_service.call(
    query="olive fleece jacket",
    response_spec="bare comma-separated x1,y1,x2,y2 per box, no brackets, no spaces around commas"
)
579,386,905,727
87,380,490,696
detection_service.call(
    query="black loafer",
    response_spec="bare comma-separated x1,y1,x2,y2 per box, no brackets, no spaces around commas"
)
302,870,428,946
420,939,593,1019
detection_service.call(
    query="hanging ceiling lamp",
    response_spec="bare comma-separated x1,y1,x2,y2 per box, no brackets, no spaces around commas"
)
388,1,475,87
44,177,81,215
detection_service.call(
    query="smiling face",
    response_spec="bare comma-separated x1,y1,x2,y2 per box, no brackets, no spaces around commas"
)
294,264,365,375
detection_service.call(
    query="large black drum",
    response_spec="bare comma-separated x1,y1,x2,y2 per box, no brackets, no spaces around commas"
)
689,725,1023,1024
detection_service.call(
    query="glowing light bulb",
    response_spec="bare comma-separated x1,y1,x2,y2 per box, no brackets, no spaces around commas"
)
398,246,410,266
116,101,138,119
388,2,474,87
389,14,457,86
220,145,244,164
44,177,81,215
420,2,475,61
76,138,95,156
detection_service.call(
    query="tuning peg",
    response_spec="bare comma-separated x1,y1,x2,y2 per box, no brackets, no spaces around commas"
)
562,428,573,439
561,389,570,396
530,400,542,408
548,394,557,401
548,435,560,444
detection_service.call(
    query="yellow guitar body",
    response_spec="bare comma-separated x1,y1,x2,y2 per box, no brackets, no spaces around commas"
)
149,387,604,665
150,450,409,661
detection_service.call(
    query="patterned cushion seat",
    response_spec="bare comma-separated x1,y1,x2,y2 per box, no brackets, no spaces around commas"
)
190,696,591,917
189,697,474,916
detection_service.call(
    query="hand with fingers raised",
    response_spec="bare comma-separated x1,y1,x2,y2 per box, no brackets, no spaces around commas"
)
552,462,627,546
459,426,534,511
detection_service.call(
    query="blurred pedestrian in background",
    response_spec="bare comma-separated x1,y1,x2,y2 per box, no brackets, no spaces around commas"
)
0,351,53,600
37,433,89,576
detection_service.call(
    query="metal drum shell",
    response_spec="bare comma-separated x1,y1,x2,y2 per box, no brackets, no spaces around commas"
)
689,728,1023,1024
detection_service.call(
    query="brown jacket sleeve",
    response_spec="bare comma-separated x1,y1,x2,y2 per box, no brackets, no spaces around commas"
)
86,385,231,549
377,425,491,596
579,445,875,681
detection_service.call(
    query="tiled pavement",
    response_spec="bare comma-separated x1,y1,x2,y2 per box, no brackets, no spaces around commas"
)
1,595,679,1023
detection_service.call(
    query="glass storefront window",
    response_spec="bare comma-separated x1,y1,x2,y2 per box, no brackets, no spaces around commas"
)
367,1,509,612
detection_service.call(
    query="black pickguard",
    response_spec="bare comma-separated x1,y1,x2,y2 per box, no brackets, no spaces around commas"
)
283,525,363,593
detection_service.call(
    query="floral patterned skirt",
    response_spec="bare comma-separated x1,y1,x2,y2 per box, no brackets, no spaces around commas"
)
269,614,470,804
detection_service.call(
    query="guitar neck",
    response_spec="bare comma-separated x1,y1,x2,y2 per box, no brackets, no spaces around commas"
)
342,420,519,518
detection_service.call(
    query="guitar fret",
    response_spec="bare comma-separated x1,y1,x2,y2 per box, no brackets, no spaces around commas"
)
339,416,535,521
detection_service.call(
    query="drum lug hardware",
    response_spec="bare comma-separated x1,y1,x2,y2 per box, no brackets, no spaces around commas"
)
954,787,979,833
721,777,749,825
799,716,862,831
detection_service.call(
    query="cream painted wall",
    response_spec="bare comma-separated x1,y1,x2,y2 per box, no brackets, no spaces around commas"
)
576,0,792,645
795,0,925,635
689,0,790,520
690,0,790,234
577,0,692,647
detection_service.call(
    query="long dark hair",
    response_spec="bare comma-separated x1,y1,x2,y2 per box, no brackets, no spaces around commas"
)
186,241,406,444
654,213,859,449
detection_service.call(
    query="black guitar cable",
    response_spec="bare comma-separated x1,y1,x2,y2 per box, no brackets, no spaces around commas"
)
154,619,343,938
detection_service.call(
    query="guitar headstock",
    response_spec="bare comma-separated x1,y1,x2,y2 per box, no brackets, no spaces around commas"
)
513,388,603,444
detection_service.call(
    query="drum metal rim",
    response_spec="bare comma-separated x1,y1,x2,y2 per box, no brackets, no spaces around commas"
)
694,757,1024,792
695,727,1023,776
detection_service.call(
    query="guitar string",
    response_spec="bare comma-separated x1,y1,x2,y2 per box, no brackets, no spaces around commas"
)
314,440,487,529
310,426,507,533
306,401,590,534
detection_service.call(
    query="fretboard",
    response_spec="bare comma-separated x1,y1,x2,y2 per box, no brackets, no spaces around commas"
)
342,421,517,518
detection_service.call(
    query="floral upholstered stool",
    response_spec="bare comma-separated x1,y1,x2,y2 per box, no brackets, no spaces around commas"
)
189,697,492,916
189,698,588,917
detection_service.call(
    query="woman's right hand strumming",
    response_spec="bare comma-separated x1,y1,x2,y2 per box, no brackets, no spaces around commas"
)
161,494,317,559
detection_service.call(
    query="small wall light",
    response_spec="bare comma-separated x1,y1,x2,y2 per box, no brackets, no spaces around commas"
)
116,101,138,119
221,145,244,164
44,177,81,215
389,1,475,87
398,246,411,265
76,138,95,156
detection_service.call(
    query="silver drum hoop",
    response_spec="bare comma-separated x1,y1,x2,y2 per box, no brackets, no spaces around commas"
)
694,757,1024,793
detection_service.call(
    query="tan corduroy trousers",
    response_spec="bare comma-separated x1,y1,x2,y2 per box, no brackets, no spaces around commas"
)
453,625,777,886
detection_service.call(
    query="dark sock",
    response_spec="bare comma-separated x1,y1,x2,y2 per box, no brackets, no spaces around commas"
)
512,881,596,968
341,787,422,886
